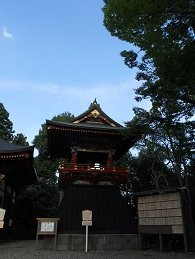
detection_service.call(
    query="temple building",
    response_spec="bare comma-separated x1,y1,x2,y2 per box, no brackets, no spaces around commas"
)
0,138,37,232
47,100,141,234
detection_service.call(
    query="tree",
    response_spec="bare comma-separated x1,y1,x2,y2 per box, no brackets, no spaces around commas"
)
104,4,195,245
13,111,75,238
0,102,29,146
103,0,195,187
126,107,194,188
13,133,29,146
33,111,75,182
103,0,195,106
119,150,176,199
0,103,14,141
14,182,59,238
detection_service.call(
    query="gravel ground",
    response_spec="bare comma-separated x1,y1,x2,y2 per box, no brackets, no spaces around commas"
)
0,240,195,259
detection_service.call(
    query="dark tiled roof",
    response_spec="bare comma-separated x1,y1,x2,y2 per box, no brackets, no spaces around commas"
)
47,120,125,132
0,138,38,184
0,138,34,153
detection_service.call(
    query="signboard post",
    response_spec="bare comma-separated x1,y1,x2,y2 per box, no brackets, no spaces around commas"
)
36,218,60,250
0,208,6,229
82,210,92,252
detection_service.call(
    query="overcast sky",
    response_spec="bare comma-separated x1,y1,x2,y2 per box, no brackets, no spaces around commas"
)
0,0,149,144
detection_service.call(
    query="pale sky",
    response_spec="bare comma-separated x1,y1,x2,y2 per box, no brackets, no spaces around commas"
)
0,0,150,144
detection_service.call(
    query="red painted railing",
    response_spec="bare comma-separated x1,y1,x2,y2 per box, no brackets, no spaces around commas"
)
58,163,128,185
59,163,128,175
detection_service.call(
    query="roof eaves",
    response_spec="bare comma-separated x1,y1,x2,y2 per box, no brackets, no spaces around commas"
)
46,120,124,132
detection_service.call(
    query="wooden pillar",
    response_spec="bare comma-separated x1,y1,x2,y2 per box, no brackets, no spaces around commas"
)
138,234,143,250
159,234,163,252
71,151,77,166
107,153,113,167
180,189,189,252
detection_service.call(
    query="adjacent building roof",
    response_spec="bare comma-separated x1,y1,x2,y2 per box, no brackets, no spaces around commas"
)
0,138,34,154
0,138,38,186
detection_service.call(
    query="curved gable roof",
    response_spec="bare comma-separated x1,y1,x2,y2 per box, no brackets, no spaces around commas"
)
72,99,123,127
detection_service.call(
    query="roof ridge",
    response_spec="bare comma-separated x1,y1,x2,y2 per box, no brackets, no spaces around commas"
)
71,100,123,127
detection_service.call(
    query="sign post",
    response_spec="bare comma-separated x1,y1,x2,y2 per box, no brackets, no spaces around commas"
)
85,225,88,252
82,210,92,252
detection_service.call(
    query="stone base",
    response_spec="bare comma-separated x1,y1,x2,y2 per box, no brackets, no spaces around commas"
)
39,234,139,251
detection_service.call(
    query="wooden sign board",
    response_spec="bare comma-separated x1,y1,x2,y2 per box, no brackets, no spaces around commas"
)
0,208,6,221
82,220,92,226
138,192,184,234
82,210,92,221
36,218,60,235
36,218,60,250
0,221,4,229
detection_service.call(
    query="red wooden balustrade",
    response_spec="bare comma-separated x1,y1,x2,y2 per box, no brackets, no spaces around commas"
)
58,163,128,185
59,163,128,176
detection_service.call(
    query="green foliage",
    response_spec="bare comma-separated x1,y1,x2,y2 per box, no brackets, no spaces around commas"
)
103,0,195,188
119,147,178,196
12,133,29,146
12,110,75,238
52,111,75,123
14,111,76,237
14,182,59,238
0,103,14,141
103,0,195,108
0,103,29,145
126,107,194,187
33,111,75,182
33,124,48,156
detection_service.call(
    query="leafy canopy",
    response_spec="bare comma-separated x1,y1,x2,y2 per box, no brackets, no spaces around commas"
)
0,102,28,145
33,111,75,182
103,0,195,188
103,0,195,109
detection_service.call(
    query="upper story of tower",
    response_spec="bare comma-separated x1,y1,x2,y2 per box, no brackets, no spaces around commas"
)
46,100,142,185
46,99,141,162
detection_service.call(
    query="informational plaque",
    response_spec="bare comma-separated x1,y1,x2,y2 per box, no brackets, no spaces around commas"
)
40,222,55,232
82,210,92,226
137,192,189,252
82,220,92,226
82,210,92,221
0,221,4,229
0,208,6,221
36,218,60,250
137,192,184,234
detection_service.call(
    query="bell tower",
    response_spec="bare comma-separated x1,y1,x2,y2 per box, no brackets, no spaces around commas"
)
47,100,141,233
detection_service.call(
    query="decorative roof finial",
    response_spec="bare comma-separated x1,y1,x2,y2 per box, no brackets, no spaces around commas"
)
89,98,101,109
